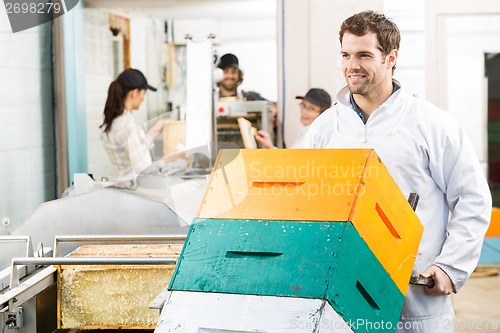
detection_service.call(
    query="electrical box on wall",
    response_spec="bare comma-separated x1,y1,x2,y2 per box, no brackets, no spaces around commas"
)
2,306,23,329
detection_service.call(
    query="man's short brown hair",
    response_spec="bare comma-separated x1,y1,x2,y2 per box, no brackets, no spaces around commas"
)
339,10,400,71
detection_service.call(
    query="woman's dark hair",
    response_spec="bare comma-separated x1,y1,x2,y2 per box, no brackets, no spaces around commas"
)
99,80,131,133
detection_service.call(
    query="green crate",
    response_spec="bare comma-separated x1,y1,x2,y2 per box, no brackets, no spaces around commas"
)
169,218,404,333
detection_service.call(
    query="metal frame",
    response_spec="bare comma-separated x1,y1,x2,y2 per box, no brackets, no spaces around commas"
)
0,237,35,292
149,287,171,311
0,266,57,315
1,234,185,316
9,257,177,289
0,237,33,258
52,234,186,257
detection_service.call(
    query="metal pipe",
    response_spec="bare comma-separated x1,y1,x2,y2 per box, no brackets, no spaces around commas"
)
53,234,186,256
0,236,31,243
53,234,186,242
12,257,177,266
0,235,33,257
10,257,177,288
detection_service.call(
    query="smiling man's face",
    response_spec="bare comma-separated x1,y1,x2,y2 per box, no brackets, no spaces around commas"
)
220,66,240,93
341,31,396,97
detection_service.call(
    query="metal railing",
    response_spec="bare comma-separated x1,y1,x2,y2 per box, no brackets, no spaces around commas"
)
1,234,186,313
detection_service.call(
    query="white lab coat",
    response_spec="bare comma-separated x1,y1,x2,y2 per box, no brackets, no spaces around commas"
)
303,83,492,332
289,125,310,148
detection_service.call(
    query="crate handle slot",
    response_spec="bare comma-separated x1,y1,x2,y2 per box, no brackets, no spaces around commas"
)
226,251,283,259
356,280,380,314
375,203,401,240
251,181,305,188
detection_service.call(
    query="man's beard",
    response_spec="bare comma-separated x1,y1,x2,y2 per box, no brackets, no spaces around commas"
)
221,79,238,92
346,72,371,95
348,82,370,95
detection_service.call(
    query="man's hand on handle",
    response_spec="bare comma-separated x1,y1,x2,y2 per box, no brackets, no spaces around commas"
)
420,265,454,296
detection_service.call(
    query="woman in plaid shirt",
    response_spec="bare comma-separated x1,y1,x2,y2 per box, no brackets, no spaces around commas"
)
100,68,167,187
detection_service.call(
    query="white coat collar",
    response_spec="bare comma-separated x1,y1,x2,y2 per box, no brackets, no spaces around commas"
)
336,79,403,111
334,80,414,139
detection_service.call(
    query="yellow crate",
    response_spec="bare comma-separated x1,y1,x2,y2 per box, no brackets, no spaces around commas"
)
486,207,500,237
197,149,423,294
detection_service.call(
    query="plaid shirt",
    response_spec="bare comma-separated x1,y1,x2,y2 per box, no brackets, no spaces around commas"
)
100,112,152,181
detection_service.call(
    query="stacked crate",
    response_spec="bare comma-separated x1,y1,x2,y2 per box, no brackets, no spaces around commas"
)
485,98,500,264
479,207,500,264
488,99,500,207
155,149,423,333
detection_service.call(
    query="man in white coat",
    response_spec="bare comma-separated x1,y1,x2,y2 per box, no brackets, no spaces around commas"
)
303,10,492,332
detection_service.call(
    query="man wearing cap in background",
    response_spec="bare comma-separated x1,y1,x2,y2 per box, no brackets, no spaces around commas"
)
217,53,267,101
255,88,332,148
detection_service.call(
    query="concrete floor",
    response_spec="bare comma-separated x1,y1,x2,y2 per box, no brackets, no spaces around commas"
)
452,266,500,333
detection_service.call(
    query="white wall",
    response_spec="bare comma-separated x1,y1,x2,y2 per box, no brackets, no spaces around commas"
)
216,18,277,101
84,9,114,181
445,15,500,167
425,0,500,172
144,18,170,119
279,0,384,147
385,0,426,98
0,8,55,224
128,15,150,127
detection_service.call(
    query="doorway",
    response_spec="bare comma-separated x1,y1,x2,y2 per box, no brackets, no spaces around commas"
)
486,53,500,206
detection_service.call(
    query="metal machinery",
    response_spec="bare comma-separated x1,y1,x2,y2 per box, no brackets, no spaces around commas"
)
0,33,275,332
215,100,274,148
0,153,210,332
0,34,230,332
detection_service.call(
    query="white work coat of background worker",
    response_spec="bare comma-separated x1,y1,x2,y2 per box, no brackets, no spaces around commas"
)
303,10,492,333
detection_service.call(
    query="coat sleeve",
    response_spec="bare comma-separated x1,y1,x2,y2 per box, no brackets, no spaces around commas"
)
429,117,492,292
301,125,316,148
301,107,335,148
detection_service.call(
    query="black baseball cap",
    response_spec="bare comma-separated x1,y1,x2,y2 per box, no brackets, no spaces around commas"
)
296,88,332,108
218,53,239,70
117,68,157,91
